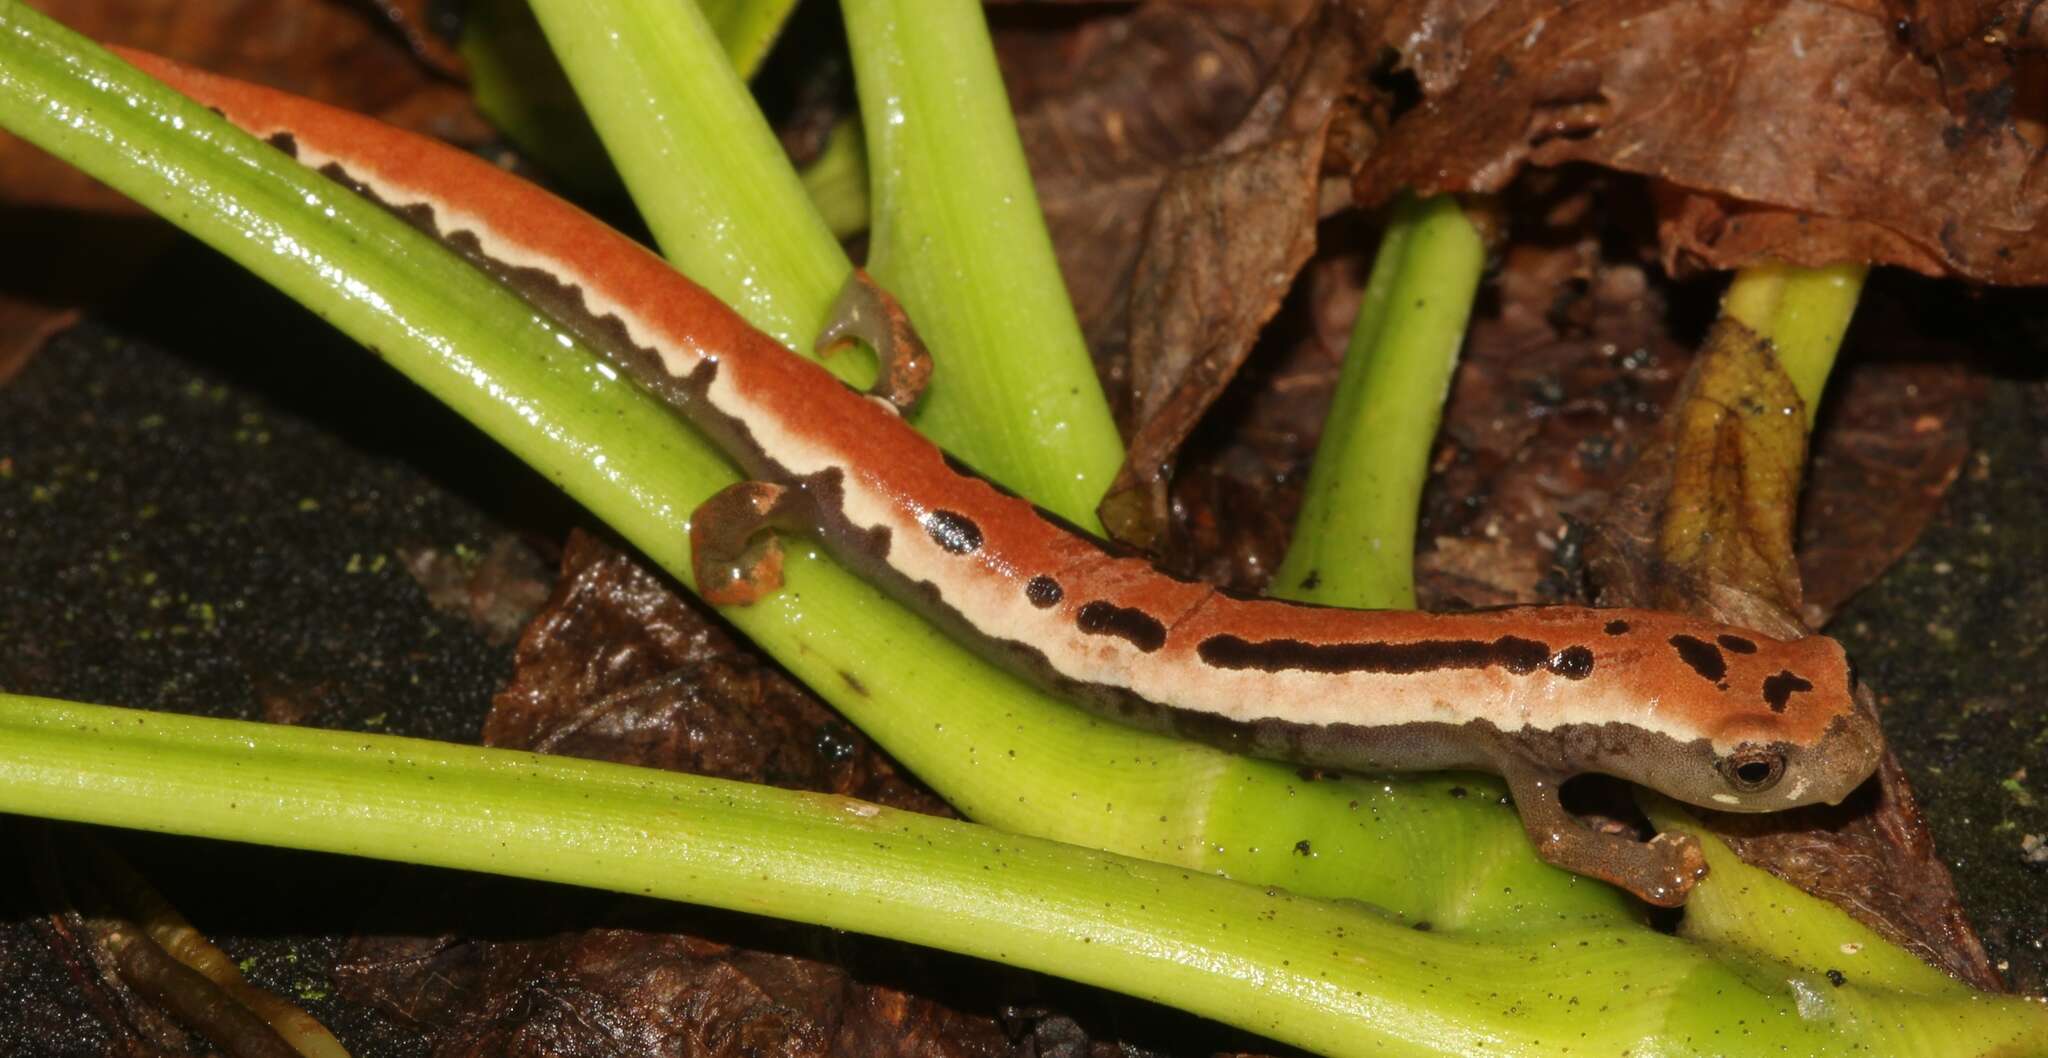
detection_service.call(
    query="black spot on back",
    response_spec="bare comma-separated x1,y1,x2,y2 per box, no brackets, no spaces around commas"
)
1669,634,1728,684
1025,575,1063,609
1076,601,1168,653
1196,634,1552,676
1547,645,1596,680
1604,619,1630,636
1761,669,1814,712
265,131,300,157
1717,634,1759,654
922,509,983,554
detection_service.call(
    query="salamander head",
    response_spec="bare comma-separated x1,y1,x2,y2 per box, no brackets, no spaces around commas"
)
1603,622,1883,812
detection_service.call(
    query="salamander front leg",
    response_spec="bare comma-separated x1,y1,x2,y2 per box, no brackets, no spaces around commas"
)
817,268,933,413
1499,765,1708,908
690,481,810,606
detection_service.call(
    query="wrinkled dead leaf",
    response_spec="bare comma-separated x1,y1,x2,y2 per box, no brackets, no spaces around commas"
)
1355,0,2048,284
485,532,948,810
2,0,485,217
1798,356,1981,625
1000,3,1296,383
1097,2,1370,554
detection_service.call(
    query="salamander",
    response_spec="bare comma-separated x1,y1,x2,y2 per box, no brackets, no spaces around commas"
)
120,51,1884,907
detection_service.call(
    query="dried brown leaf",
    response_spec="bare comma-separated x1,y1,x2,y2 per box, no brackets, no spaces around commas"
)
1798,357,1981,625
1001,3,1296,375
485,532,947,811
1096,2,1370,553
1,0,486,216
1355,0,2048,284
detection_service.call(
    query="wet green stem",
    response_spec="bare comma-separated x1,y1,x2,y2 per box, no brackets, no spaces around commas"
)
3,692,2038,1058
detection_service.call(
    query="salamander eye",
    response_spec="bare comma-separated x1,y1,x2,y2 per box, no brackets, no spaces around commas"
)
1719,747,1786,793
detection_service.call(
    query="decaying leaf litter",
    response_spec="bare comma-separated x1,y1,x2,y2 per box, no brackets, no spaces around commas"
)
0,0,2044,1053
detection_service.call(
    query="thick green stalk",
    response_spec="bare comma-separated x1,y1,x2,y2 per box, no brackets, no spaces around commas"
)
1272,195,1484,608
698,0,800,76
839,0,1124,528
799,117,870,240
1644,798,1974,998
0,4,1596,927
1720,261,1867,423
521,0,850,354
460,0,795,198
3,693,2041,1058
460,0,619,197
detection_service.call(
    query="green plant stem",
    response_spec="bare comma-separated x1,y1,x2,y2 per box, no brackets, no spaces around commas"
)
1720,261,1867,424
1642,798,1973,998
460,0,794,199
522,0,850,353
0,4,1598,928
799,117,870,240
1272,195,1484,609
459,0,620,198
840,0,1124,528
699,0,800,76
4,693,2041,1058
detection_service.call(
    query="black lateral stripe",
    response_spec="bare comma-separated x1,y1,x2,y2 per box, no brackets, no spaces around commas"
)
1197,634,1552,675
1076,601,1168,653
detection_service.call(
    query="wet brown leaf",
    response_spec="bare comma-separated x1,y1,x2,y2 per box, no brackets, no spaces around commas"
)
1414,178,1695,609
1000,3,1296,381
1798,357,1982,625
1096,2,1370,554
0,0,487,380
2,0,485,217
484,532,948,811
1354,0,2048,284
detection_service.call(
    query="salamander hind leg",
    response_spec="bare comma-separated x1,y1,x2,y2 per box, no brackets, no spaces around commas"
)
817,268,933,413
690,481,809,606
1499,765,1708,907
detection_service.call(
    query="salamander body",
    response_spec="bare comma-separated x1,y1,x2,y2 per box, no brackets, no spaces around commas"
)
123,51,1883,905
